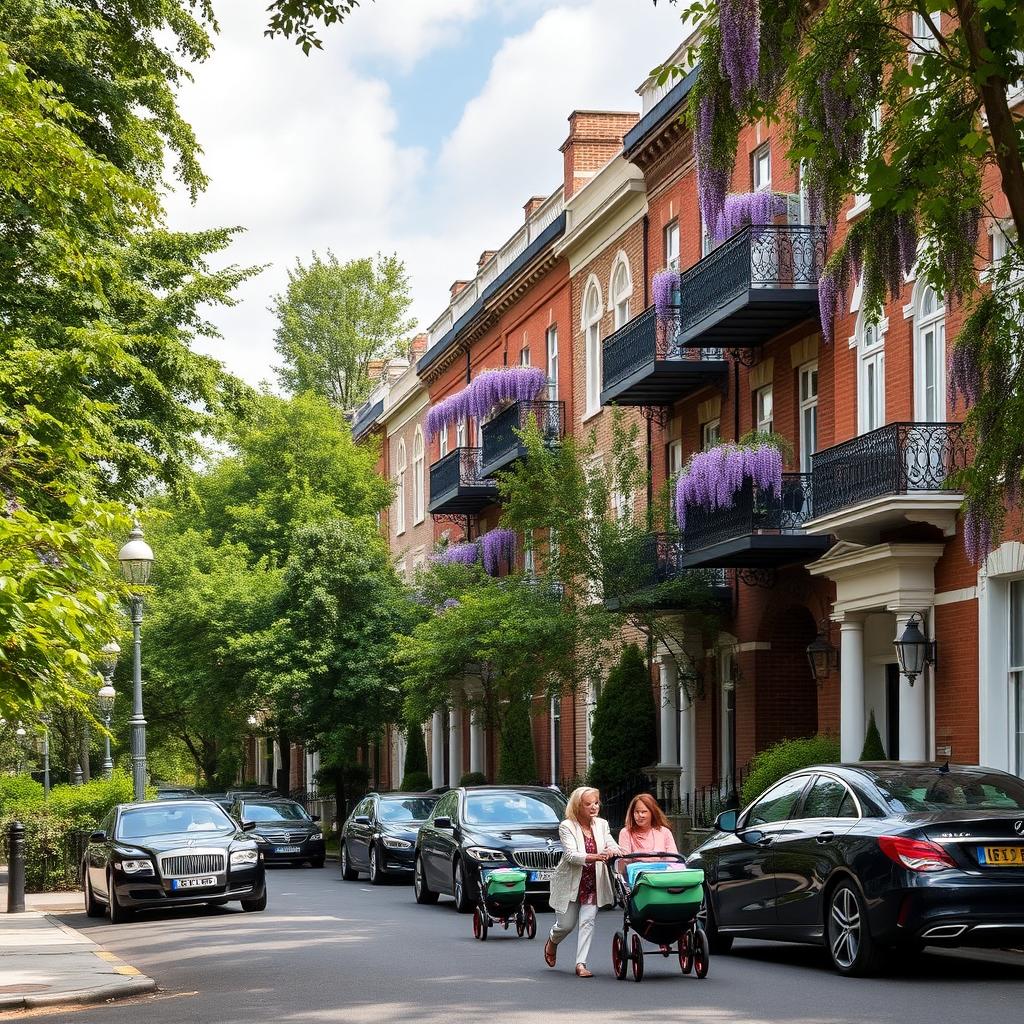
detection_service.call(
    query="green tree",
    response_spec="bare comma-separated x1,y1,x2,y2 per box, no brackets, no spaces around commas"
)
673,1,1024,556
497,694,538,785
588,644,658,792
860,710,888,760
272,252,414,409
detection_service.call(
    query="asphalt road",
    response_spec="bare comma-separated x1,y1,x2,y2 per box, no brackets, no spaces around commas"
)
32,866,1024,1024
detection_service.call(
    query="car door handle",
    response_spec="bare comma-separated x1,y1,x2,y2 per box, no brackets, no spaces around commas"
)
757,835,775,847
815,831,836,845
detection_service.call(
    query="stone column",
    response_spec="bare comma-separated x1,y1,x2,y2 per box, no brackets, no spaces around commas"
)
448,704,463,788
658,659,679,768
839,615,866,762
430,709,445,789
895,610,928,760
469,709,485,775
678,690,695,798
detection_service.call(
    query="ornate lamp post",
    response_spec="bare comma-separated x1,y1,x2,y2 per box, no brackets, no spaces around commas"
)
118,522,154,801
98,641,119,779
39,713,51,797
14,725,27,774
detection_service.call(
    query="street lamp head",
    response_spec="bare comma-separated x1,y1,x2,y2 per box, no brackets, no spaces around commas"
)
99,640,121,678
118,522,154,587
97,683,117,716
894,611,937,686
806,624,839,684
247,715,259,727
15,726,26,738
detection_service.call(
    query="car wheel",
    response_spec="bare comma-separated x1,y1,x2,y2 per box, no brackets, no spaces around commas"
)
414,855,438,905
369,845,386,885
452,859,473,914
241,889,268,913
340,843,358,881
702,886,733,954
826,880,884,977
106,871,132,924
84,868,104,918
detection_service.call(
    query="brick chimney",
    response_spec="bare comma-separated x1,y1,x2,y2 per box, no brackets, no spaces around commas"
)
523,197,547,220
477,250,498,269
409,332,428,359
450,280,470,300
560,110,639,199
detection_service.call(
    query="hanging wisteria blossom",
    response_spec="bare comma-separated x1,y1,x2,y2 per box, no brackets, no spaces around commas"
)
817,267,839,345
718,0,761,106
481,528,517,576
713,191,788,242
466,366,547,421
675,442,782,529
652,270,679,326
425,391,470,441
431,542,480,566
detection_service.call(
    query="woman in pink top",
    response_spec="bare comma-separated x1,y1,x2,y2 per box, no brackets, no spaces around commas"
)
617,792,678,854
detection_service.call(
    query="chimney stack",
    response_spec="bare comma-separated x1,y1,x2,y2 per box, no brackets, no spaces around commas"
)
523,197,547,220
409,332,428,359
477,250,498,269
450,280,470,300
560,110,638,199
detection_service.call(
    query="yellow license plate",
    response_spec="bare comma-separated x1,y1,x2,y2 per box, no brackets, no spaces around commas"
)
979,845,1024,866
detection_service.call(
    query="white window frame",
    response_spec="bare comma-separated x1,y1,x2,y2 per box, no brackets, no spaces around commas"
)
546,324,559,401
755,385,774,435
663,221,680,271
752,143,771,192
911,11,941,60
799,362,818,474
524,531,535,576
857,314,886,435
395,438,407,536
550,695,561,785
583,278,603,417
991,220,1024,288
913,283,946,423
1011,579,1024,777
520,346,530,367
412,427,425,525
456,418,467,449
850,106,882,217
610,254,632,329
439,425,449,459
702,419,721,450
798,159,811,224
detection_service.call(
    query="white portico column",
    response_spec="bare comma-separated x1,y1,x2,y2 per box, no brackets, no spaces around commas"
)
448,704,464,787
678,691,695,799
839,615,866,762
895,610,928,760
469,708,485,774
430,710,445,789
658,658,679,768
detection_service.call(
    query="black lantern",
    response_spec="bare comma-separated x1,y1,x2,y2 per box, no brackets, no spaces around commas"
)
806,627,838,683
894,612,936,686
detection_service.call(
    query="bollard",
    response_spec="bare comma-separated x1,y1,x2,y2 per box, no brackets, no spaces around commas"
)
7,821,25,913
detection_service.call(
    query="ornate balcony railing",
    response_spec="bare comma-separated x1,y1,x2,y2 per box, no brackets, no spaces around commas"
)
430,447,492,494
676,224,827,343
810,422,969,520
682,473,815,553
480,399,563,477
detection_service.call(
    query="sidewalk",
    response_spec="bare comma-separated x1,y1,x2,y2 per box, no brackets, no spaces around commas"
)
0,869,156,1011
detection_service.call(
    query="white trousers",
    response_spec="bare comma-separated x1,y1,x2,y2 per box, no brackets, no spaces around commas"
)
549,900,598,966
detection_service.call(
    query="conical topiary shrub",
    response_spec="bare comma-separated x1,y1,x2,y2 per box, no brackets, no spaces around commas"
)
497,693,537,785
860,709,887,761
400,718,429,789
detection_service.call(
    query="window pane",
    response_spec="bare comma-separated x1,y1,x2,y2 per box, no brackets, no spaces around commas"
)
1011,580,1024,668
800,777,850,819
746,775,808,826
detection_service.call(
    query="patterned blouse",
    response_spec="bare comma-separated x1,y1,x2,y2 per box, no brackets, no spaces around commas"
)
577,830,597,905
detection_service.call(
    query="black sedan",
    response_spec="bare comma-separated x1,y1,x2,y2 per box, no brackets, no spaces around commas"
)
414,786,566,913
340,792,438,884
689,761,1024,975
232,797,326,867
82,800,266,923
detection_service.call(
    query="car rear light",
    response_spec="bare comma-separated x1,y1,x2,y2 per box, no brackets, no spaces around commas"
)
879,835,956,872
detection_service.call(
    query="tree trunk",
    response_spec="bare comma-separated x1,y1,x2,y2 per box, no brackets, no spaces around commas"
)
276,729,291,795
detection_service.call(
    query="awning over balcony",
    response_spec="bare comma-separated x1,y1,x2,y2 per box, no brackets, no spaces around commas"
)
601,306,728,406
675,224,827,349
679,473,832,569
427,447,497,515
479,399,563,479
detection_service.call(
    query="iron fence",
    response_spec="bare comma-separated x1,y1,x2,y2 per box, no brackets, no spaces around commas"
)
480,399,563,474
429,446,494,498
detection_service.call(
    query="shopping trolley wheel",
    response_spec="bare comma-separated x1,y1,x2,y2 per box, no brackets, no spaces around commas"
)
694,927,710,978
631,934,644,982
612,931,628,980
679,930,694,974
525,903,537,939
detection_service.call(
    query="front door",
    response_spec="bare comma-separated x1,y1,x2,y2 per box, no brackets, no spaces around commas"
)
886,664,900,759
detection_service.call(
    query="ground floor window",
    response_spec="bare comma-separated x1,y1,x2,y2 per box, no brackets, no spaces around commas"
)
1011,579,1024,776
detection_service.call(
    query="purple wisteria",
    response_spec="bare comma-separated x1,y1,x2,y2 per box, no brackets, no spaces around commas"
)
675,443,783,529
712,190,788,242
653,270,679,326
818,267,839,345
431,542,480,566
963,501,993,566
949,339,983,409
425,366,547,440
718,0,761,106
481,528,517,576
425,391,470,441
696,94,730,237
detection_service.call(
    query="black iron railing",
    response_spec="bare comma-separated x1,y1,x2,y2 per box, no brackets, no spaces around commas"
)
429,447,493,498
676,224,827,339
682,473,814,553
602,533,729,598
481,399,563,472
810,422,969,520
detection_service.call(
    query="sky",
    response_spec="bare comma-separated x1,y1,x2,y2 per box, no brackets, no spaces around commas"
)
165,0,687,388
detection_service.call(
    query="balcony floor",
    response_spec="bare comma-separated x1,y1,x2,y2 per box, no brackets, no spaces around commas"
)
427,483,498,515
678,290,820,349
601,358,728,407
679,532,832,569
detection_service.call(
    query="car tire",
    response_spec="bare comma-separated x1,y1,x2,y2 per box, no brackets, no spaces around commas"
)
83,868,104,918
309,858,326,869
702,887,733,955
369,845,386,885
452,858,473,914
414,854,438,905
340,843,359,881
106,871,132,924
241,889,268,913
826,880,884,977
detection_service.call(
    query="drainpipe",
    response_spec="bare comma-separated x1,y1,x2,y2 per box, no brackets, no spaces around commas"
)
647,418,654,529
733,360,740,441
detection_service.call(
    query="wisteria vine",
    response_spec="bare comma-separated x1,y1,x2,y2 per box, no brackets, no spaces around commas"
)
431,542,480,566
675,442,783,529
425,366,547,440
481,528,517,576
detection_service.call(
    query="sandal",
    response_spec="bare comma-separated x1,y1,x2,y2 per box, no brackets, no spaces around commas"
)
575,964,593,978
544,939,557,967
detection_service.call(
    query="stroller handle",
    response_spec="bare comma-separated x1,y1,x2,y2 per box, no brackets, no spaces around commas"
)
610,851,688,869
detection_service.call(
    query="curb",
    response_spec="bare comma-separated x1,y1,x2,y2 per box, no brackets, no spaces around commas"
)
0,978,157,1012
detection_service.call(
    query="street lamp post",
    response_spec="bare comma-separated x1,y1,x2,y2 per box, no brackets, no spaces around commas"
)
98,642,119,779
39,714,51,798
118,522,154,802
14,725,26,774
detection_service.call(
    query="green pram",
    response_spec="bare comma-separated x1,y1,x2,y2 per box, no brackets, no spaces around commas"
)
472,868,537,941
610,853,709,981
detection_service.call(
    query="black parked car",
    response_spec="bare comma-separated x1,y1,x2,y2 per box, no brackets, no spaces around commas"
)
82,800,266,923
340,792,439,884
689,761,1024,976
231,797,326,867
414,786,566,913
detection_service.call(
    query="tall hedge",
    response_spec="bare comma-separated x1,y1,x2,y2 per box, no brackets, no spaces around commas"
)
588,644,657,792
497,694,537,785
741,734,840,807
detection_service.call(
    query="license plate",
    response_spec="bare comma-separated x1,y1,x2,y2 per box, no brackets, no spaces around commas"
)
530,869,553,882
978,845,1024,866
275,846,301,854
170,876,216,890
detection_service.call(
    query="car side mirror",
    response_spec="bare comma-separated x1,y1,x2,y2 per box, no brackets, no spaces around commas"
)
714,810,738,833
310,814,321,822
241,820,257,832
433,816,453,830
354,815,370,826
89,830,107,843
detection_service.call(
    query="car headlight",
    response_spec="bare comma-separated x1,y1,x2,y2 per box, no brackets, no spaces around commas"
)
308,832,324,842
230,849,259,866
381,836,412,850
465,847,508,863
253,833,269,844
118,859,154,875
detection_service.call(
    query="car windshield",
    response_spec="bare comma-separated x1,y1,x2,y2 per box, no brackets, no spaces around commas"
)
378,798,437,823
873,769,1024,813
463,791,565,826
243,802,309,822
117,803,234,839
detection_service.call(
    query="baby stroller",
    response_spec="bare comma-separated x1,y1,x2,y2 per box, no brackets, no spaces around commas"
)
610,853,709,981
471,868,537,941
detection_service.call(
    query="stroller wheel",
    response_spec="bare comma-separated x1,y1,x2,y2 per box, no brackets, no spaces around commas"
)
525,903,537,939
612,931,628,980
679,930,694,974
694,927,710,978
473,908,482,940
630,934,644,982
515,909,525,937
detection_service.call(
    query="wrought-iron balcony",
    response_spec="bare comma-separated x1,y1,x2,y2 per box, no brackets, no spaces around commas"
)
602,533,733,612
675,224,827,349
679,473,831,568
427,447,497,515
806,422,969,538
601,306,729,406
480,399,564,479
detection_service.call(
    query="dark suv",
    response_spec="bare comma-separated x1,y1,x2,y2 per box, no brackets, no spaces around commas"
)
414,786,566,913
340,792,438,884
231,797,325,868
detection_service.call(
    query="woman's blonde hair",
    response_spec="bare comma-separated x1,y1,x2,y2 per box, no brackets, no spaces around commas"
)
624,792,669,833
565,786,601,826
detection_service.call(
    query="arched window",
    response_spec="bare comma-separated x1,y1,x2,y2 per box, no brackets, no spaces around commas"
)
856,312,885,434
583,279,603,415
395,438,407,535
412,427,425,524
610,255,632,329
914,284,945,422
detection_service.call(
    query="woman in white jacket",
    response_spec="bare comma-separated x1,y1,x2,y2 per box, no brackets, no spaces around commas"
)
544,787,621,977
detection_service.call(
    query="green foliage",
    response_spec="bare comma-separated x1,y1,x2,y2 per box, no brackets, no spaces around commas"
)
272,251,415,409
459,771,487,786
265,0,362,53
588,644,658,791
496,694,537,785
399,771,432,792
403,720,429,778
860,710,887,761
741,734,841,807
46,771,135,826
0,775,43,817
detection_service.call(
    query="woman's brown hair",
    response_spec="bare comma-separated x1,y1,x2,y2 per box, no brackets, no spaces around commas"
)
625,792,668,832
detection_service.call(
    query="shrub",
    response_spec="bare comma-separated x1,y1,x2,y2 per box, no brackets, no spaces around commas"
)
459,771,487,786
588,644,657,791
860,710,887,760
0,775,44,817
741,734,840,807
399,771,432,792
403,718,429,779
497,693,537,785
47,771,135,826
